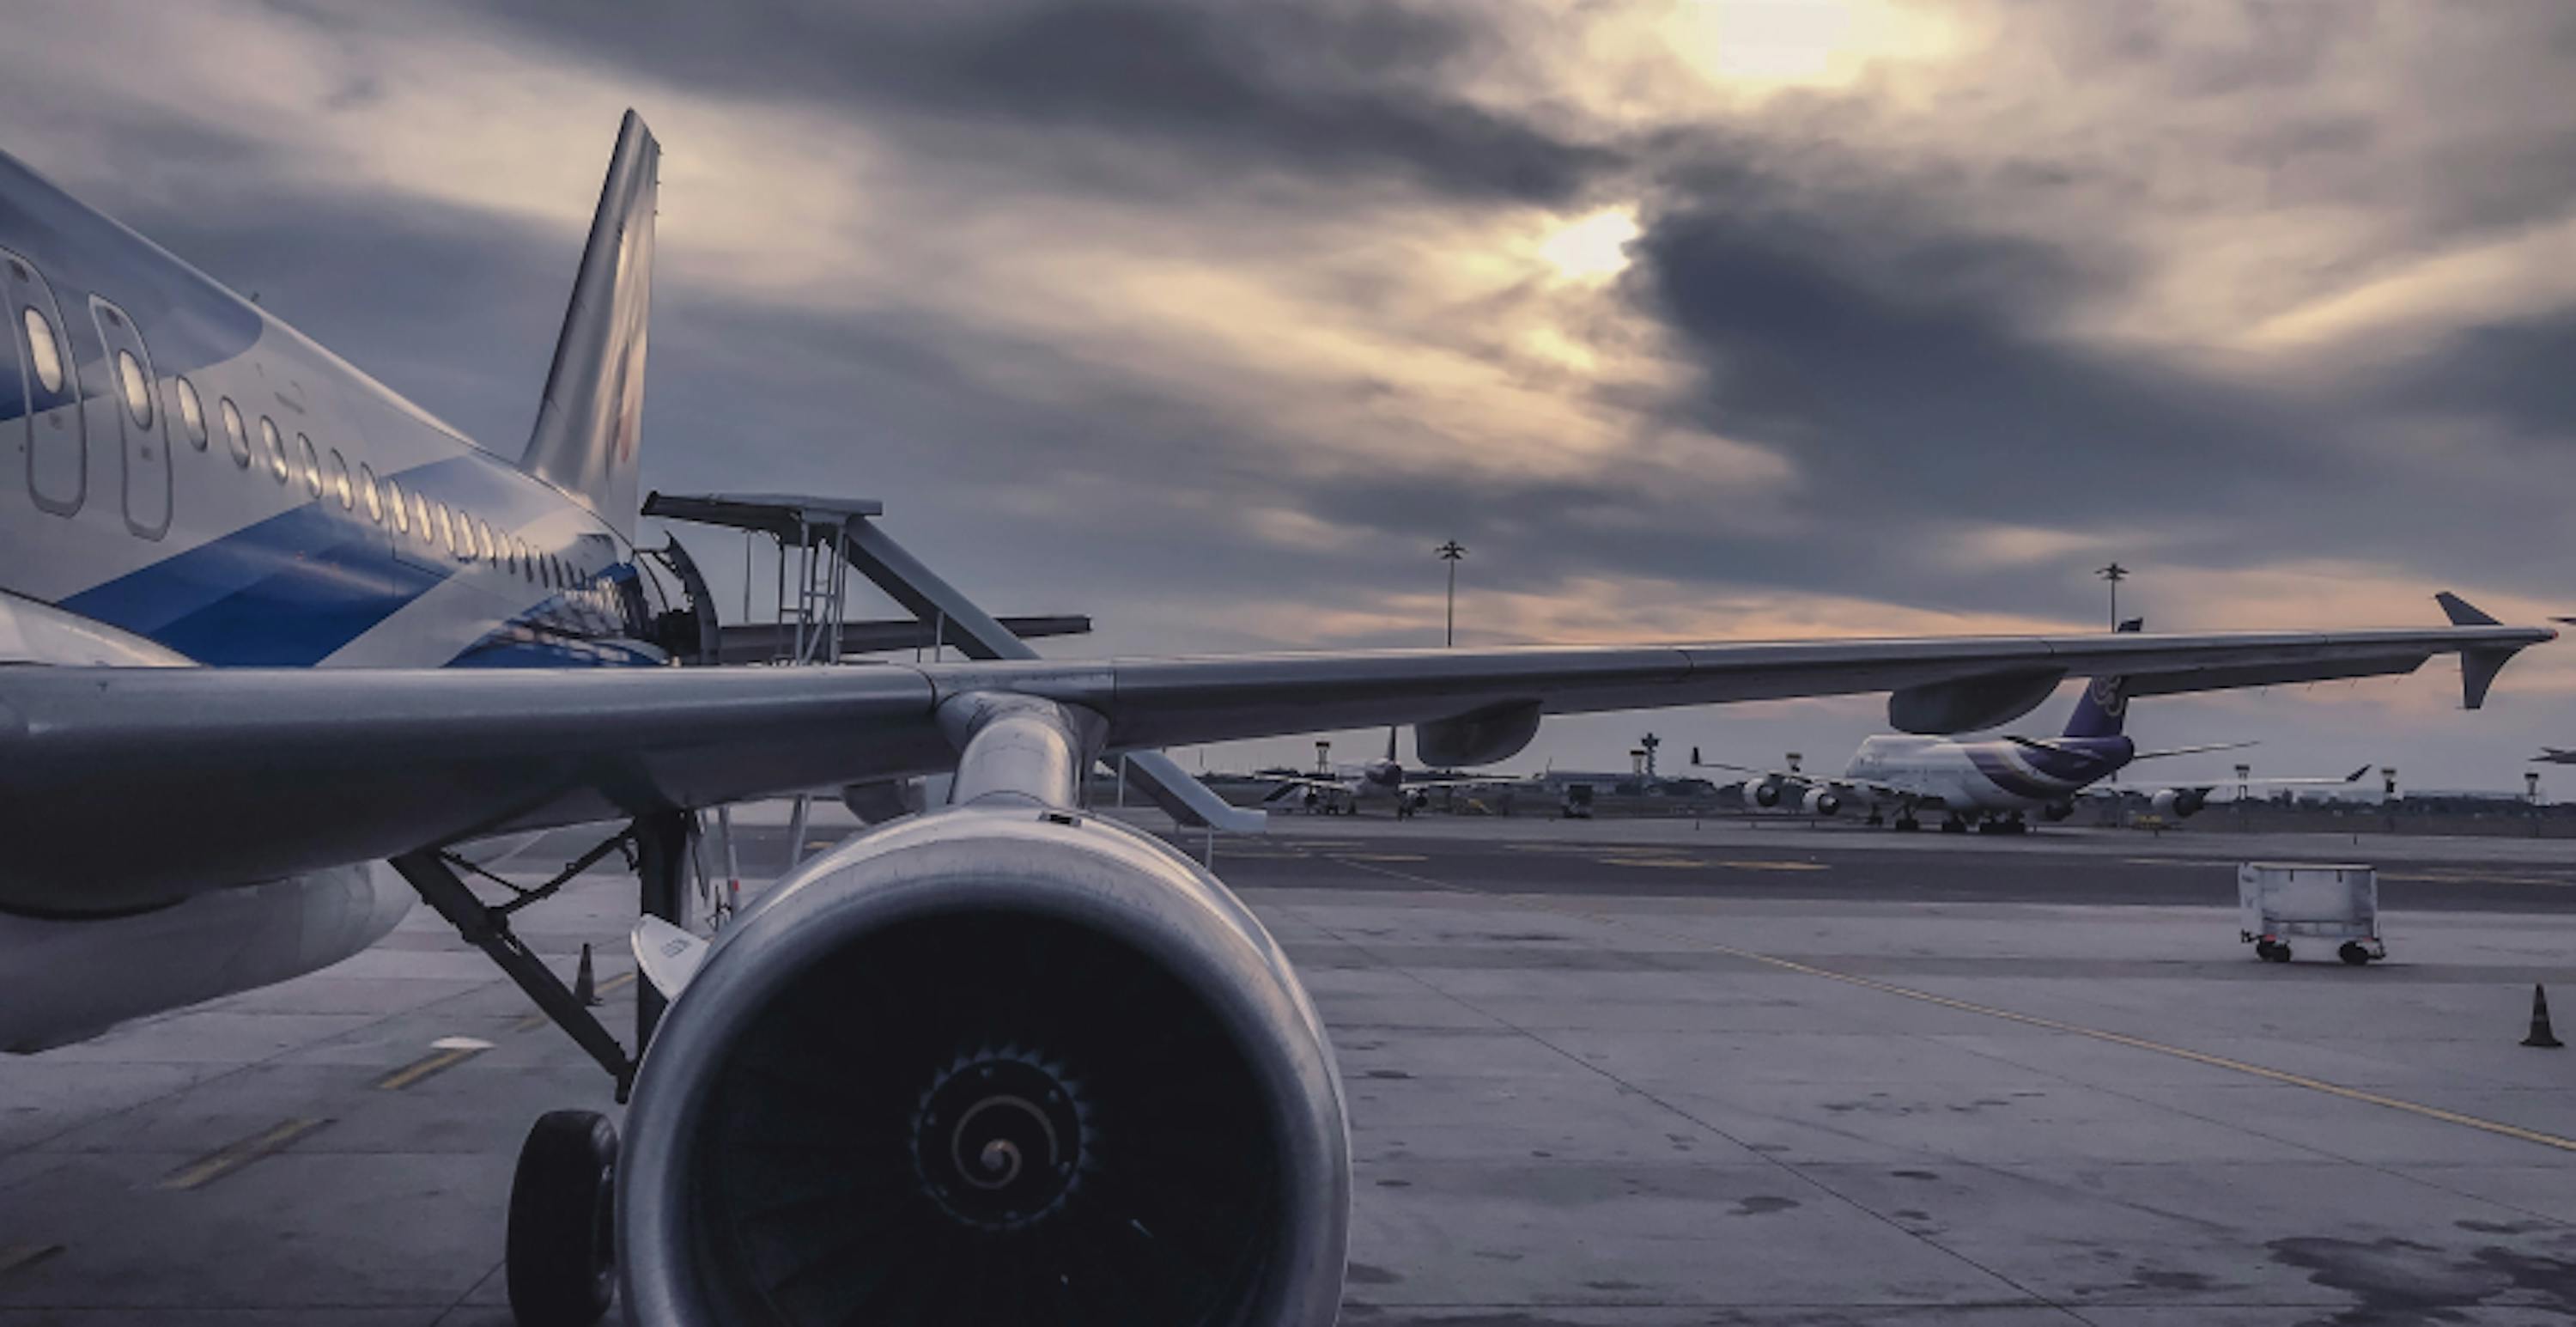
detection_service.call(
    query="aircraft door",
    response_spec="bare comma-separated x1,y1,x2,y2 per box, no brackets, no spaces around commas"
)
0,250,83,515
89,298,171,538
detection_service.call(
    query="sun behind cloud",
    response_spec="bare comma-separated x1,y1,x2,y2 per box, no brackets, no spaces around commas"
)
1664,0,1957,91
1539,204,1641,281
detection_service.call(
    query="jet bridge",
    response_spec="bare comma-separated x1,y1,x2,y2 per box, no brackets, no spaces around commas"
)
643,490,1264,834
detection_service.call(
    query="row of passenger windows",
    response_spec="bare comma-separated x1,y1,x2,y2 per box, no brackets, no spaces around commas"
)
149,371,603,594
8,256,613,605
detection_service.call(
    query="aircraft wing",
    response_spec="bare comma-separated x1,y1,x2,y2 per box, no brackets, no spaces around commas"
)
1695,758,1906,800
2169,764,2377,792
2125,740,2262,761
0,611,2545,912
1254,773,1356,791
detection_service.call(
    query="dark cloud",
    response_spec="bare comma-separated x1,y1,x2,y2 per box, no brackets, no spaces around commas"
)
461,0,1619,204
8,0,2574,782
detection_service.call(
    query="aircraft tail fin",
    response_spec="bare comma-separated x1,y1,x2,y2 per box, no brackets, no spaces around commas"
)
523,110,659,538
2062,617,2143,737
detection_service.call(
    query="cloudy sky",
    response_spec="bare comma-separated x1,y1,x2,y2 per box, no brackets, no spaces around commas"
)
8,0,2574,789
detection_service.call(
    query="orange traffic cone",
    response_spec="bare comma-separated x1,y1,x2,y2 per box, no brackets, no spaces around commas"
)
2523,984,2561,1049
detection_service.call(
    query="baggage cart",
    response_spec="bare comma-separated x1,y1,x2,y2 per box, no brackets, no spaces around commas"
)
2238,861,2382,965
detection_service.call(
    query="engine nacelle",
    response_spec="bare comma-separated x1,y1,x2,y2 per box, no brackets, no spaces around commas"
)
1801,788,1842,817
0,862,411,1053
2150,788,2208,819
1742,779,1782,809
619,807,1350,1327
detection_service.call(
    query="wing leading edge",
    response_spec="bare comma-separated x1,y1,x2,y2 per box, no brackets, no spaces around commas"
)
0,612,2546,912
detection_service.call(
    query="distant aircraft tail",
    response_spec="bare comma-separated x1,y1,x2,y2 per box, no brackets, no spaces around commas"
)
2061,617,2143,738
522,110,659,539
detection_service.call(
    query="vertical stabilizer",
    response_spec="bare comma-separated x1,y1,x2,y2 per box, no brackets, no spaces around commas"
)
523,111,658,537
2062,617,2143,737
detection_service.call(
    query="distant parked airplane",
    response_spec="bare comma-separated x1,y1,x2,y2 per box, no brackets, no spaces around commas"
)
1257,729,1519,816
1698,621,2372,832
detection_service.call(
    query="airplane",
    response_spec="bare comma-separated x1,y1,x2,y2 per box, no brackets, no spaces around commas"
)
1255,728,1520,816
0,111,2550,1327
1696,620,2383,833
2532,747,2576,764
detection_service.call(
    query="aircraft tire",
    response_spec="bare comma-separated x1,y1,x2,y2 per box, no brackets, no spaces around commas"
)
2338,942,2372,966
507,1109,618,1327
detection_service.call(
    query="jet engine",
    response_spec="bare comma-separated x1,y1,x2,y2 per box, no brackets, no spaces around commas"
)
1741,779,1782,809
2150,788,2208,819
1801,788,1842,817
617,807,1349,1327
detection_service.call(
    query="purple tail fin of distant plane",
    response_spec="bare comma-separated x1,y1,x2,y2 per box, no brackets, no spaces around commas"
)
2061,617,2143,738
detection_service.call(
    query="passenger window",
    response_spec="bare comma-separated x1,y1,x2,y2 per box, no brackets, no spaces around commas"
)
383,475,406,532
412,492,430,542
174,378,206,449
220,398,250,466
259,417,288,483
477,520,495,563
358,463,380,521
21,307,61,393
436,502,459,557
296,435,321,496
114,349,152,428
328,449,353,509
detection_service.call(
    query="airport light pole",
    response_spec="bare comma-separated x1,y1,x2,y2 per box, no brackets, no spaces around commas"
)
1437,540,1467,647
2096,562,2129,627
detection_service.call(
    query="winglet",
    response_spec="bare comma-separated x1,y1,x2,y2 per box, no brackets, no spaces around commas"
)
2343,764,2370,782
2439,593,2520,709
2438,592,2500,627
2462,648,2512,709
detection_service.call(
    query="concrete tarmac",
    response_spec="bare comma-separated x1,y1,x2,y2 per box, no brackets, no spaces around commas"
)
6,807,2576,1324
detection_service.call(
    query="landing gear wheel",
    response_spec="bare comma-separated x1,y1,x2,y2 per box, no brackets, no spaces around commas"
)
1941,817,1968,835
2338,942,2372,966
507,1109,618,1327
1893,815,1919,832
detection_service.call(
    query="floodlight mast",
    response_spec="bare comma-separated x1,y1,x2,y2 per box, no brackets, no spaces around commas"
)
2096,562,2130,627
1437,540,1467,648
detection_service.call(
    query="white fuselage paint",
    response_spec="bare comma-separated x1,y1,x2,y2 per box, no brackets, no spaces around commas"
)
1837,734,2094,814
0,148,667,1051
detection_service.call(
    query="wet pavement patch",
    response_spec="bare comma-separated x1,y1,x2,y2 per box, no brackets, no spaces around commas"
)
2269,1234,2576,1324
